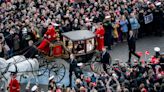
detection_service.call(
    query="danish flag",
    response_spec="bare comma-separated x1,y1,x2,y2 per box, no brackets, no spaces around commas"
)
137,52,143,57
70,0,75,3
145,51,150,55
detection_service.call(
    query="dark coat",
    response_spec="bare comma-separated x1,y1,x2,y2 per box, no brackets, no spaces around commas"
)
19,31,35,50
24,46,38,58
126,17,132,31
101,51,110,64
69,59,78,72
72,24,80,30
103,21,113,47
160,57,164,70
69,59,82,78
128,36,136,52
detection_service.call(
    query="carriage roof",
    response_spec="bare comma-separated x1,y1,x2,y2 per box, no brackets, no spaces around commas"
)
62,30,96,41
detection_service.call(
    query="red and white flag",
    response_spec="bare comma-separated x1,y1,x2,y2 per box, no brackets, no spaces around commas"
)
145,51,150,55
137,52,143,57
70,0,75,3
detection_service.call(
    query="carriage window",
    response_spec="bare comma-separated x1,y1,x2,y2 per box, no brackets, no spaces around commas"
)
68,40,73,50
86,39,94,52
75,41,85,54
63,37,73,51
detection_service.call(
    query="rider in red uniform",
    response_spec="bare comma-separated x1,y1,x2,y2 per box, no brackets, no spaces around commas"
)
95,23,105,51
8,72,20,92
37,25,57,54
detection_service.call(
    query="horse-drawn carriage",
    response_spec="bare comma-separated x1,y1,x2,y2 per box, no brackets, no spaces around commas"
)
38,30,111,80
0,30,112,88
61,30,112,73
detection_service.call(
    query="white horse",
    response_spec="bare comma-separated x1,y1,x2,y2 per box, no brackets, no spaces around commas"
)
6,55,26,63
0,55,39,90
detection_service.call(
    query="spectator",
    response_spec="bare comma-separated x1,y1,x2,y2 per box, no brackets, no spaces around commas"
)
0,33,10,58
103,16,113,50
0,0,164,91
120,15,128,41
129,12,140,39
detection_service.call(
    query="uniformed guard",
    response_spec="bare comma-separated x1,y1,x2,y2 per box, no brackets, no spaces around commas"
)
8,72,20,92
31,85,39,92
48,76,56,92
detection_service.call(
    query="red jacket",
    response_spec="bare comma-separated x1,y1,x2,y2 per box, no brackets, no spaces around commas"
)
95,26,105,36
9,78,20,92
44,25,57,42
95,26,105,51
37,25,57,53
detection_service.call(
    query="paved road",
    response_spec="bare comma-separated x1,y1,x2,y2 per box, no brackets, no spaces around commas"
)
110,36,164,62
19,35,164,92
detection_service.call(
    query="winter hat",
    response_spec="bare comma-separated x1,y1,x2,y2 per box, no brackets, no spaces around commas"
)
31,85,38,92
154,47,160,52
49,75,54,81
22,28,28,34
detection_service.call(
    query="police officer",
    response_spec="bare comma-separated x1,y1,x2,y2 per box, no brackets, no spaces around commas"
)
101,47,111,73
69,54,77,87
127,31,140,64
69,54,83,87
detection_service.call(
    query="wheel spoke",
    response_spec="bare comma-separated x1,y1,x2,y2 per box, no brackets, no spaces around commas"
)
48,63,66,83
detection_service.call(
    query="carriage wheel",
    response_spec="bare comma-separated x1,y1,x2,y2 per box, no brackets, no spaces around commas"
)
49,63,66,83
37,56,49,76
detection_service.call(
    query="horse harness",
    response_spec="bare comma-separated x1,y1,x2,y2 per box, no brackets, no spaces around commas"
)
3,63,18,74
1,57,35,75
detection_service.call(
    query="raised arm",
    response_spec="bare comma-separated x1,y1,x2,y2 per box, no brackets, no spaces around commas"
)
106,77,112,88
112,77,121,91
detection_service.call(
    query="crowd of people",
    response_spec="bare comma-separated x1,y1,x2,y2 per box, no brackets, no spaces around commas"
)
0,0,164,58
47,58,164,92
0,0,164,92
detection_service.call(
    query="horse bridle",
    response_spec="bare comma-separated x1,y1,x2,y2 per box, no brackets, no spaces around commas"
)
1,63,18,81
2,63,11,75
0,63,11,81
2,63,18,74
1,56,18,76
